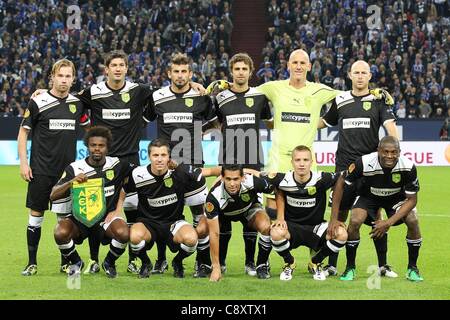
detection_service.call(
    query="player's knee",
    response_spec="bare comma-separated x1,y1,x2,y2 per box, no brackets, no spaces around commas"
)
404,210,420,229
182,229,198,247
54,223,71,243
113,225,130,243
334,226,348,242
196,222,209,238
270,226,286,241
349,214,365,229
129,225,144,244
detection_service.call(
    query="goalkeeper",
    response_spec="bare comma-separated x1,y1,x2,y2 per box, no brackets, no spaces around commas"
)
318,60,399,279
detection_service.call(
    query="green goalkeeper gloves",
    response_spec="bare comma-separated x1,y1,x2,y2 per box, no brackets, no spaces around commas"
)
370,88,394,106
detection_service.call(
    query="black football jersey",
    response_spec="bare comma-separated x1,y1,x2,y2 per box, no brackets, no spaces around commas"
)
205,174,273,219
345,152,419,203
262,171,338,225
148,86,216,165
124,164,205,224
322,91,396,171
214,88,272,168
55,156,134,215
21,91,89,176
78,81,153,157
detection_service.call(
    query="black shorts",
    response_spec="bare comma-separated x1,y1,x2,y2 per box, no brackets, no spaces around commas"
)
68,215,109,245
137,217,191,252
329,181,359,212
219,213,258,234
26,174,60,212
352,196,413,227
287,221,329,251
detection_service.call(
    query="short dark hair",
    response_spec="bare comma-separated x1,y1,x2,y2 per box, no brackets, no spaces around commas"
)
379,136,400,150
105,50,128,67
170,53,191,71
148,138,171,155
221,164,244,177
229,53,254,74
83,126,112,150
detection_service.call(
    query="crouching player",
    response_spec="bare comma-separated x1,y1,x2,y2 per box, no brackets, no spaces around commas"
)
329,136,423,282
263,145,348,281
50,126,133,278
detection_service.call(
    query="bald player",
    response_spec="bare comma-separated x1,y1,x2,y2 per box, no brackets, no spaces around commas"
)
257,49,339,218
319,60,399,279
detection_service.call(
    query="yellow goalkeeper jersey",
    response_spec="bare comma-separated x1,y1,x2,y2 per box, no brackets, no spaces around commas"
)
258,80,338,172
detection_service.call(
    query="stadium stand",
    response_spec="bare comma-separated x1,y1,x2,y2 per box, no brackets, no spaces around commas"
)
0,0,233,117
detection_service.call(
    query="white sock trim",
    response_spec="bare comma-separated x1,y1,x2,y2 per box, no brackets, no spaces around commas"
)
28,215,44,227
181,241,198,253
111,239,127,249
58,240,74,250
130,240,146,252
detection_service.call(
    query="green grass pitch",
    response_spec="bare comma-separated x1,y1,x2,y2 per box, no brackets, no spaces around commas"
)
0,165,449,300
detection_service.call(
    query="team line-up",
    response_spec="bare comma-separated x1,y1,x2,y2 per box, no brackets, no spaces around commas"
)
18,49,423,282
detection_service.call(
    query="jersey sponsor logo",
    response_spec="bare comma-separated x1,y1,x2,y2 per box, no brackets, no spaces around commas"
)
104,185,115,197
281,112,311,123
370,187,402,197
121,92,130,103
185,98,194,107
102,109,131,120
105,170,114,181
163,113,193,123
392,173,401,183
342,118,371,129
226,114,256,126
164,177,173,188
363,101,372,111
49,119,76,130
69,104,77,114
245,98,254,107
241,193,250,202
287,196,316,208
147,194,178,207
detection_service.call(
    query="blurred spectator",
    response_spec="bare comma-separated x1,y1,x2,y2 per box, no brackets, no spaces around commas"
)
0,0,234,116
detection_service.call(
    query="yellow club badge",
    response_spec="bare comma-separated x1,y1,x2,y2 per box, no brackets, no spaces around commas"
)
23,109,30,118
245,97,254,107
105,170,115,181
69,104,77,114
392,173,401,183
185,98,193,107
205,202,214,213
363,101,372,111
164,177,173,188
307,186,316,195
241,193,250,202
121,92,130,103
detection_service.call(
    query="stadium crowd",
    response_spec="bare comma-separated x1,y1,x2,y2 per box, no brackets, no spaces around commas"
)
0,0,233,116
262,0,450,118
1,0,449,120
